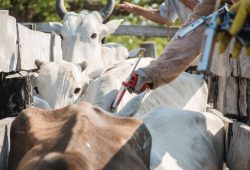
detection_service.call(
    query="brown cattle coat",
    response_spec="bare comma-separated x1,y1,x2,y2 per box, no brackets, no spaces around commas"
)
8,102,151,170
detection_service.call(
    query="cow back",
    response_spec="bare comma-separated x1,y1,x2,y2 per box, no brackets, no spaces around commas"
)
8,102,151,170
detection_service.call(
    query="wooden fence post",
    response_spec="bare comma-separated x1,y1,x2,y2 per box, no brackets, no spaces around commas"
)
0,10,9,15
140,41,156,58
227,122,250,170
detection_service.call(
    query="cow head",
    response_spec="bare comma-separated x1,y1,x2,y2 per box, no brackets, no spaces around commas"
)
31,60,89,109
55,0,123,73
8,102,152,170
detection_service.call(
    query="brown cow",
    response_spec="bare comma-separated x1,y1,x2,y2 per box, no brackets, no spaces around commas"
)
8,102,151,170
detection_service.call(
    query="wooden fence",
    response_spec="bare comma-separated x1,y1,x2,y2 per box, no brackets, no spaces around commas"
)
0,13,62,72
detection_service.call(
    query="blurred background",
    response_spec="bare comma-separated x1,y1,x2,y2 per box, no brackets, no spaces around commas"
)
0,0,181,56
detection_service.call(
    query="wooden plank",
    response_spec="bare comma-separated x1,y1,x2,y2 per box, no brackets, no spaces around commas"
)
113,25,178,38
207,107,233,161
50,32,63,62
0,73,32,118
210,39,250,79
0,10,9,15
239,79,248,117
212,76,250,119
16,24,62,70
216,77,238,115
227,122,250,170
140,42,156,58
208,75,250,120
30,22,178,38
0,14,18,72
209,42,231,78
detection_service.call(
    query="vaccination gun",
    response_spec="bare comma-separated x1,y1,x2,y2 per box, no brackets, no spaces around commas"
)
198,5,250,72
174,3,250,72
173,4,229,41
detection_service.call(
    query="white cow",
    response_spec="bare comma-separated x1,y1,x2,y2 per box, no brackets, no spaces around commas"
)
44,0,129,75
0,60,90,163
79,57,154,111
140,105,224,170
31,60,90,109
80,57,224,169
79,58,208,115
114,92,225,169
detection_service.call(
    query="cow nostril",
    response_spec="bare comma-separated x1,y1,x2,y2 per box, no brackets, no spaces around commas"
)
74,88,81,94
91,33,97,39
59,34,64,40
34,87,39,94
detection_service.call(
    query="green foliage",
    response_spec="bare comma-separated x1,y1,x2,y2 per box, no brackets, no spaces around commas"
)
0,0,61,22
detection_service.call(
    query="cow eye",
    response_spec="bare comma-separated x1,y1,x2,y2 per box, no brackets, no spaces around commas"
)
74,88,81,94
91,33,97,39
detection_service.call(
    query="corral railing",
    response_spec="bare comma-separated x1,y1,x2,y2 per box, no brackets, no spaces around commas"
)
0,12,62,72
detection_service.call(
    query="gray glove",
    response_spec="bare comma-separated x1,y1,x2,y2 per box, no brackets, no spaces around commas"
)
127,68,153,94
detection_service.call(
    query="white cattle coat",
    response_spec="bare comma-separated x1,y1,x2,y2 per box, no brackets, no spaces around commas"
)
141,106,224,170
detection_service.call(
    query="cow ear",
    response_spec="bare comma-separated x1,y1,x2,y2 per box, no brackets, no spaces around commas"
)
36,22,63,35
33,96,52,109
116,91,148,117
77,61,88,72
100,19,123,38
35,60,45,69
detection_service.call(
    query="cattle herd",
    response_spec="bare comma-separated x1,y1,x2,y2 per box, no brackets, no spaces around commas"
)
0,0,226,170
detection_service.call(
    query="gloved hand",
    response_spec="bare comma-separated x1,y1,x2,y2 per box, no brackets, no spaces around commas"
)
217,0,250,58
127,68,153,94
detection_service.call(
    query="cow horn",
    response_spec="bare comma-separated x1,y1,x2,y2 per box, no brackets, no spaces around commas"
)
56,0,68,19
100,0,115,21
78,61,88,72
35,60,45,69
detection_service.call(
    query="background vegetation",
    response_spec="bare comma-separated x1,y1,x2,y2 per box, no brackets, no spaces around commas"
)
0,0,180,56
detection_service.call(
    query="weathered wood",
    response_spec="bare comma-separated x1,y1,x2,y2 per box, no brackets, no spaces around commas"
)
0,14,18,72
0,10,9,15
31,22,178,38
113,25,178,38
210,76,250,120
140,42,156,58
227,122,250,170
210,43,232,77
207,107,233,160
210,40,250,79
239,79,248,117
21,23,36,30
49,32,63,62
219,77,238,115
0,72,32,119
16,24,62,70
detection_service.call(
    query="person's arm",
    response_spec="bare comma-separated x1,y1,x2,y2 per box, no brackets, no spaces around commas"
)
141,0,217,89
118,2,170,24
127,0,217,93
